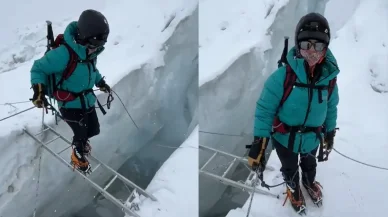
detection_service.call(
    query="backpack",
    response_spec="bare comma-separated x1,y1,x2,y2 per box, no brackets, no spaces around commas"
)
45,34,82,99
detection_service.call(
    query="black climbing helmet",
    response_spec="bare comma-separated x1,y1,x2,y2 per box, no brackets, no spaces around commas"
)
77,9,110,48
294,12,330,52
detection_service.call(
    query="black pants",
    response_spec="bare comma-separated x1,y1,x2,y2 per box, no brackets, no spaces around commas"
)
272,138,318,188
60,107,100,147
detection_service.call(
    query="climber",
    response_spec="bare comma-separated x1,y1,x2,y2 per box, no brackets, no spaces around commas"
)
247,12,339,214
30,9,111,174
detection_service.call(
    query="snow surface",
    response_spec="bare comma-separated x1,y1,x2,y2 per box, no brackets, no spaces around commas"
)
126,125,198,217
208,0,388,217
198,0,288,86
0,1,197,216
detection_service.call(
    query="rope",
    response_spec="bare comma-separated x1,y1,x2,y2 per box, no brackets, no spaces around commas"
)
111,90,138,130
332,148,388,171
0,106,35,122
199,130,248,137
200,130,388,171
0,100,30,105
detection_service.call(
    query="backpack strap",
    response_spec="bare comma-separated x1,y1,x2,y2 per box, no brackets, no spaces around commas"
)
327,77,337,100
279,65,296,108
55,43,79,90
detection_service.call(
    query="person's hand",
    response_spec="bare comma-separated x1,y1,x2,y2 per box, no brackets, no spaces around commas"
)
31,83,48,108
323,130,335,160
248,137,269,171
96,78,111,93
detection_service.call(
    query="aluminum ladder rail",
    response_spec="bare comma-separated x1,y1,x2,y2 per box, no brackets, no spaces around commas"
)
199,144,279,199
24,123,157,217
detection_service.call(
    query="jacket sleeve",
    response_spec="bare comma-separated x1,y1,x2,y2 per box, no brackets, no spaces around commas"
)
324,84,339,132
30,46,69,86
94,68,103,85
254,68,285,138
93,58,103,85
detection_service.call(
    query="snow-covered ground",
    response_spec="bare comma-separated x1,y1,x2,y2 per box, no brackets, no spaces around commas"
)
0,1,197,217
127,126,198,217
198,0,388,217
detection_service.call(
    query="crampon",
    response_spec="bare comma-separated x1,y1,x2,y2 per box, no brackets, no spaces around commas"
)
303,181,323,207
283,185,307,215
70,146,92,175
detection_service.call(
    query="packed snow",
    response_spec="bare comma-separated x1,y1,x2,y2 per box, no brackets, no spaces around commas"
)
194,0,388,217
0,1,197,217
126,126,198,217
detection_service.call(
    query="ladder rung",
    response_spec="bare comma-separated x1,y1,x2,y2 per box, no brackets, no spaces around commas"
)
23,129,141,217
199,145,276,171
44,136,61,146
199,145,248,164
90,155,157,201
57,145,72,155
126,189,136,204
104,175,118,191
43,123,157,202
199,170,279,199
34,127,50,136
200,151,217,171
222,158,237,178
93,163,101,172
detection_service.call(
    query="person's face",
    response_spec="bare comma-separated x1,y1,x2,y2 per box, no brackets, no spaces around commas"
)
299,39,327,66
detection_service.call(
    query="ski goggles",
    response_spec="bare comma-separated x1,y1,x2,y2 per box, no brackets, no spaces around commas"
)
299,41,327,52
86,33,108,49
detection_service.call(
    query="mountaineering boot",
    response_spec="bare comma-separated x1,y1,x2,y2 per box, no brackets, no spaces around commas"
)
72,137,92,156
282,172,306,215
83,140,92,156
302,171,323,206
70,140,92,174
284,182,306,215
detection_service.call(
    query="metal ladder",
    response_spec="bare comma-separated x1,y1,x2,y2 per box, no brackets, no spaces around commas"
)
24,123,158,217
199,144,279,199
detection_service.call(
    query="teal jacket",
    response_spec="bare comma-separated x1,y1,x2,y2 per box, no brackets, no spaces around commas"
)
254,47,340,154
30,21,105,109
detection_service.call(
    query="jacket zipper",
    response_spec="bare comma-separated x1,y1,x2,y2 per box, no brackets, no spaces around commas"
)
298,73,316,152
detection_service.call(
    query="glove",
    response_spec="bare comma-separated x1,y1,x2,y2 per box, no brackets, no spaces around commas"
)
323,130,336,160
96,78,111,93
31,83,48,108
247,136,269,171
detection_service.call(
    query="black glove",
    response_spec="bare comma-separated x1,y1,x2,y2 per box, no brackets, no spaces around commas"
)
96,78,111,93
323,130,336,160
248,136,269,171
31,83,48,108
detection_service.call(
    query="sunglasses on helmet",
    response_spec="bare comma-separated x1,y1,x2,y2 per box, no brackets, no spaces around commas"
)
299,41,326,52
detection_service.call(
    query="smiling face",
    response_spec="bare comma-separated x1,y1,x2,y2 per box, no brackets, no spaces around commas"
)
299,39,327,67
